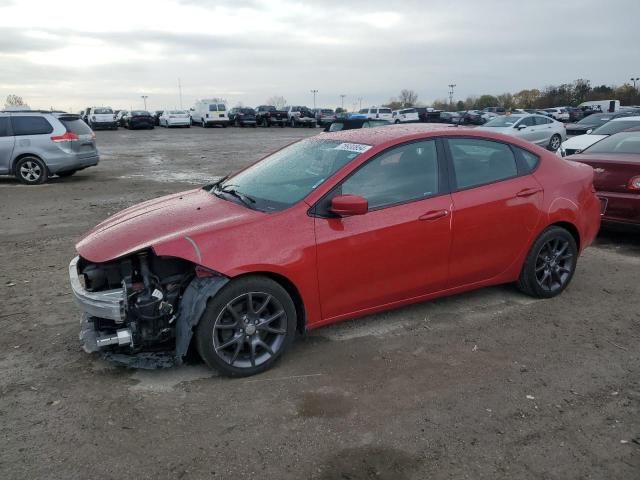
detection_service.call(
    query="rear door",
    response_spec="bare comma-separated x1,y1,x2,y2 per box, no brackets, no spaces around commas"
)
445,137,543,286
0,116,15,174
533,116,554,145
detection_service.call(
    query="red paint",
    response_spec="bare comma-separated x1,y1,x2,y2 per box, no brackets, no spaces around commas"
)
76,125,601,330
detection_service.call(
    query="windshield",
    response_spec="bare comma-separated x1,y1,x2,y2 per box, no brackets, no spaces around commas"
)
576,113,614,125
483,115,523,127
591,120,640,135
216,139,371,211
94,108,113,114
240,108,255,114
582,132,640,155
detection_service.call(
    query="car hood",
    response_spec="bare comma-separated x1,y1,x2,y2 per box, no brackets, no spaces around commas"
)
76,188,263,263
561,134,606,150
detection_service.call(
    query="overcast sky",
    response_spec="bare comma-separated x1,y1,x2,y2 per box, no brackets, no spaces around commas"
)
0,0,638,112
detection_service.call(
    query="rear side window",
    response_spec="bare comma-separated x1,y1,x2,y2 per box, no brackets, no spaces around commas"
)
448,138,518,189
11,116,53,136
217,104,226,111
379,108,392,114
59,118,93,135
535,116,552,125
0,117,9,137
515,147,540,172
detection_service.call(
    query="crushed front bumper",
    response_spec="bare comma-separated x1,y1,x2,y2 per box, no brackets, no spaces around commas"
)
69,256,124,322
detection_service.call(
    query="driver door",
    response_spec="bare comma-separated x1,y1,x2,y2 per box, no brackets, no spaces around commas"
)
313,140,453,321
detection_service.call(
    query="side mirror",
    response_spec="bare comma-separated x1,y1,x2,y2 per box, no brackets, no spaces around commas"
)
330,195,368,216
517,124,527,130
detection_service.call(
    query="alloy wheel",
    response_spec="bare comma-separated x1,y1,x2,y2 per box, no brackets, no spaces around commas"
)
212,292,287,368
19,160,42,182
550,135,561,151
535,237,574,293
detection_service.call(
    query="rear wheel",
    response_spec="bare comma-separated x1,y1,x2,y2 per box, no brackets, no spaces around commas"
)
15,156,48,185
548,134,562,151
517,226,577,298
196,276,297,377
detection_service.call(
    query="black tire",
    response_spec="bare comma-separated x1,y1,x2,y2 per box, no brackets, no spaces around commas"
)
234,119,240,127
15,156,48,185
517,226,578,298
196,275,297,377
548,134,562,151
57,170,77,178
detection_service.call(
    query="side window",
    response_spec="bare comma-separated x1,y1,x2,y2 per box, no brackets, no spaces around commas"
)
11,116,53,136
535,116,551,125
448,138,518,189
515,147,540,172
519,117,535,127
0,117,10,137
341,140,440,210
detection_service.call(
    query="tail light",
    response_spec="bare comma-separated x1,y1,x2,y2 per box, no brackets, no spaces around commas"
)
628,175,640,191
51,132,79,142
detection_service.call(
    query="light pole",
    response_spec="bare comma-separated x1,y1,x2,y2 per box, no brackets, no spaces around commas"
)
448,84,456,107
178,79,183,109
357,97,363,110
631,77,639,89
310,89,318,109
141,95,148,110
340,94,346,109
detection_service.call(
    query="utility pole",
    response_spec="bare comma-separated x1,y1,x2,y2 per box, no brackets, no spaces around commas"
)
178,78,183,109
310,89,318,109
141,95,148,110
357,97,363,110
448,84,456,107
631,77,639,89
340,94,346,109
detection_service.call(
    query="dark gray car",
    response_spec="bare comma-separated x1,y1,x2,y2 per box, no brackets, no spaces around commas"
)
0,111,99,184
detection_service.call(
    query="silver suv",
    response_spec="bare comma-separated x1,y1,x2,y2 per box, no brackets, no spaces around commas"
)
0,110,99,184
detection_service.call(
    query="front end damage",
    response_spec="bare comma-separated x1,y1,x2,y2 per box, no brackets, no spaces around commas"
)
69,251,228,367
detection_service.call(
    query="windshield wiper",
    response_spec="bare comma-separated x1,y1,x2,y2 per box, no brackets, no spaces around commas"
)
204,174,230,193
214,184,256,208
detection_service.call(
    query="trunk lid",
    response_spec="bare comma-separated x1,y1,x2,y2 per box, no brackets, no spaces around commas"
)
570,153,640,193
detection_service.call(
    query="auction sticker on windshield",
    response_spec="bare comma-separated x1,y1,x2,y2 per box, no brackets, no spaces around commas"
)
334,143,372,153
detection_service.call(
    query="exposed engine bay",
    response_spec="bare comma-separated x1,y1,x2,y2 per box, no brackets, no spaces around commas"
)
71,251,228,367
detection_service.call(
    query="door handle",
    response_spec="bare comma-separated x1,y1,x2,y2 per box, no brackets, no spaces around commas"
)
515,188,542,198
419,209,449,221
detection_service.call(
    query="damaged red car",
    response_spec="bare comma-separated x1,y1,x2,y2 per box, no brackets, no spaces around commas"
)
69,125,601,376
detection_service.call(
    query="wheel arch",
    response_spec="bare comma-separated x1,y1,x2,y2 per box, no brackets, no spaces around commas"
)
548,220,581,251
12,152,46,174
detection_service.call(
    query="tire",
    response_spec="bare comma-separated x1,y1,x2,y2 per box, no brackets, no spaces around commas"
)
196,275,297,377
201,119,206,128
290,118,296,128
15,156,48,185
517,226,578,299
548,134,562,151
57,170,77,178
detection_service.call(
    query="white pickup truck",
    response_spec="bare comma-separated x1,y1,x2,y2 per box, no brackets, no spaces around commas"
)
85,107,117,130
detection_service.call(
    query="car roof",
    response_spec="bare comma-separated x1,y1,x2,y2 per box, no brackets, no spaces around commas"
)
320,123,467,145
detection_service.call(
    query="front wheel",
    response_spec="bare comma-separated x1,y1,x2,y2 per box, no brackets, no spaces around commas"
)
548,134,562,151
517,226,577,298
15,156,48,185
196,276,297,377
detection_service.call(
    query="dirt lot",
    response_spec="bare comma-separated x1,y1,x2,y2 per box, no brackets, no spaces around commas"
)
1,126,639,479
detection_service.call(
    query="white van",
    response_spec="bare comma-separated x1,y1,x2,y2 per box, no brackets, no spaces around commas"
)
391,108,420,123
190,99,229,127
358,106,393,121
578,100,620,114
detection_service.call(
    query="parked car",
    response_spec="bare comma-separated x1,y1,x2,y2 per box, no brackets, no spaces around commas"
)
191,99,229,128
460,110,484,125
478,113,566,151
255,105,287,127
283,106,317,128
228,107,257,127
415,107,442,123
440,111,462,124
69,125,600,377
565,111,638,136
569,131,640,227
558,116,640,157
125,110,154,130
578,100,620,114
391,108,419,124
115,110,128,127
359,107,393,121
544,108,570,122
0,111,99,184
86,107,117,130
323,117,392,131
482,106,506,115
566,107,584,122
152,110,164,126
313,108,336,127
159,110,191,128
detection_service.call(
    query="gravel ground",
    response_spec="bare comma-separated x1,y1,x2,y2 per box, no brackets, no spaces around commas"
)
0,126,639,479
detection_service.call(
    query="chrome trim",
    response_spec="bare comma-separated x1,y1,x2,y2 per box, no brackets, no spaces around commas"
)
69,256,124,321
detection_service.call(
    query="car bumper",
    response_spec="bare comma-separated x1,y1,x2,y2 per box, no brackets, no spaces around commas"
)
91,121,117,128
69,256,124,322
598,191,640,225
167,119,191,126
47,154,99,174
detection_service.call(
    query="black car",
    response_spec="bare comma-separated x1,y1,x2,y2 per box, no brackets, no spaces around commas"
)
566,107,584,122
324,117,391,132
152,110,164,126
565,111,639,136
125,110,155,130
228,107,257,127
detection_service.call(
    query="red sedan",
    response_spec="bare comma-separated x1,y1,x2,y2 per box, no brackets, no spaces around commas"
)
568,131,640,227
69,125,601,376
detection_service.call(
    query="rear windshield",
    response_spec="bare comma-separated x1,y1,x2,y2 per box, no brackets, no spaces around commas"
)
93,108,113,114
131,111,149,116
218,104,226,111
321,109,334,114
208,104,218,111
591,120,640,136
60,118,93,135
240,108,255,114
583,132,640,154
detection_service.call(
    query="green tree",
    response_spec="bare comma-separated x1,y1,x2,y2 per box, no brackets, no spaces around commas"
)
455,100,465,111
4,94,27,109
475,95,499,109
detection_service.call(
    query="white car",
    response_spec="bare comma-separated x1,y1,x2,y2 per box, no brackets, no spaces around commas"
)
86,107,117,130
190,99,229,127
159,110,191,128
359,106,393,121
544,108,570,122
558,116,640,157
391,108,419,123
477,113,566,151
